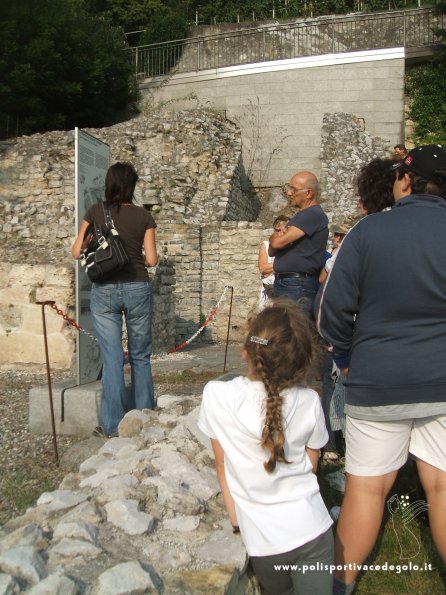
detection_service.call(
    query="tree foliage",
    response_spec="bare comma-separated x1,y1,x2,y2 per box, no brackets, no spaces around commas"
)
0,0,441,139
405,1,446,145
0,0,135,138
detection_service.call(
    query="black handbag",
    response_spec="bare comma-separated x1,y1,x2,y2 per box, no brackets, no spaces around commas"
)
80,204,129,282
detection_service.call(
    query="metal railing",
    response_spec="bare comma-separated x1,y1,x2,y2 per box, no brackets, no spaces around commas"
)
130,7,444,79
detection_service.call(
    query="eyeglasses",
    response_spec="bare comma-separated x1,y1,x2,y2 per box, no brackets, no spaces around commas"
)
282,184,310,196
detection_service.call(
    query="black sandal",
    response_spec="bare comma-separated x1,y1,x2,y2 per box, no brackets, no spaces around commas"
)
92,426,115,439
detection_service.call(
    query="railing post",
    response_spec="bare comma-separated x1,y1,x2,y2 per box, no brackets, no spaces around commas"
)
130,7,434,80
403,9,406,47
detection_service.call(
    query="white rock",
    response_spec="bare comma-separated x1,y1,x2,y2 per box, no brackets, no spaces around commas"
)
163,516,200,532
0,524,45,554
98,438,137,457
96,474,139,503
79,468,120,489
118,410,152,437
0,573,20,595
94,561,156,594
140,427,166,446
36,491,88,513
0,545,47,586
104,500,155,535
182,406,211,451
58,501,103,526
49,538,102,562
195,528,246,567
156,395,184,408
27,572,78,594
168,424,192,440
53,521,98,543
142,477,204,515
151,450,219,501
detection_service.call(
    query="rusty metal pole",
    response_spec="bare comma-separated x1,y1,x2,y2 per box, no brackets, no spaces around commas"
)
223,286,234,373
36,301,59,466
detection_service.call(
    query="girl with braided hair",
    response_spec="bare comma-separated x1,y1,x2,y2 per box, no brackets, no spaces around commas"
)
198,299,333,594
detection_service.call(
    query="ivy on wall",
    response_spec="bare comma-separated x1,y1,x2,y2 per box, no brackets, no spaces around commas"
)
406,61,446,146
405,2,446,146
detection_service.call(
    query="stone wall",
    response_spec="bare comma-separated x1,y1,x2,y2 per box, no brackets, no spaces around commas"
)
319,112,392,224
0,107,395,368
0,264,74,369
0,109,259,267
0,109,261,368
148,222,267,346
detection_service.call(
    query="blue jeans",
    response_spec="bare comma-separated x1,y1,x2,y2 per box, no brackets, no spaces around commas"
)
90,281,154,435
273,275,319,317
321,349,335,445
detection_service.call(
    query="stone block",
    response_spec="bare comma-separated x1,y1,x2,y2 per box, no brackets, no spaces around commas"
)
29,380,102,436
0,286,33,305
20,305,64,334
0,330,73,368
7,265,46,286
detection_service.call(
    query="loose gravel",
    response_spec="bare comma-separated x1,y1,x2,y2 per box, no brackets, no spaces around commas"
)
0,366,217,528
0,367,80,526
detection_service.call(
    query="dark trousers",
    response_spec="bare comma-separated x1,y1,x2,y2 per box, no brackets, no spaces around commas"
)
250,528,334,595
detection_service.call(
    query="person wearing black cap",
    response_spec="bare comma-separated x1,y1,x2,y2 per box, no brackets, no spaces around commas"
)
393,143,408,159
318,145,446,594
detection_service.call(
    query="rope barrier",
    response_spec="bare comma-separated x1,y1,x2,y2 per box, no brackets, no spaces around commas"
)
166,285,228,355
47,285,230,358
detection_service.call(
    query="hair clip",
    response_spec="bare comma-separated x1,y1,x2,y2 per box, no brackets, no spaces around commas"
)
250,335,268,345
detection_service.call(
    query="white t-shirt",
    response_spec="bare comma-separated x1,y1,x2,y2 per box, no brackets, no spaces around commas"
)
198,376,332,556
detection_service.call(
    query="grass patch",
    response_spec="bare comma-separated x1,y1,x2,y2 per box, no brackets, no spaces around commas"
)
0,462,62,525
318,461,446,594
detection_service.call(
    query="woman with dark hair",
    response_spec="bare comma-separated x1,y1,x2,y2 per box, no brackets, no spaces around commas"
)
72,162,158,438
318,157,399,461
356,157,398,215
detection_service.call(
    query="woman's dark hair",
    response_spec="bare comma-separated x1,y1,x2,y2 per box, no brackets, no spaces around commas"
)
273,215,289,227
244,299,317,473
396,166,446,199
104,162,139,206
356,158,398,214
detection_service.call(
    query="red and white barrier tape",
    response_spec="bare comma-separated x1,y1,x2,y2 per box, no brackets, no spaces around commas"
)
165,285,229,355
48,285,230,358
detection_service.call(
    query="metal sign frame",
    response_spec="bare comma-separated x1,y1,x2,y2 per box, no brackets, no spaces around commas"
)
74,128,110,384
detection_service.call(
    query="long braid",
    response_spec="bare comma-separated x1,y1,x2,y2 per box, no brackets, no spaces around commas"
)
245,298,316,474
256,353,288,472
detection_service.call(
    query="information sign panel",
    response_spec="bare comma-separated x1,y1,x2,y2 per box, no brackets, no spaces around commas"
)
74,128,110,384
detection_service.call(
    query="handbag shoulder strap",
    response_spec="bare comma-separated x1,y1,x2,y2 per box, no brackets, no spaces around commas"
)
101,202,121,237
101,202,118,232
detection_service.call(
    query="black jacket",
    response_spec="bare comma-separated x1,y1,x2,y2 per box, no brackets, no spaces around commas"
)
318,194,446,408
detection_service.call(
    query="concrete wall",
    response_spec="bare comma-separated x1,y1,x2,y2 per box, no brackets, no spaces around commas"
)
141,49,405,187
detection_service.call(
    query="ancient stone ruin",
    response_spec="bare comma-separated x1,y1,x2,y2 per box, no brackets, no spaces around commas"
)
0,109,390,369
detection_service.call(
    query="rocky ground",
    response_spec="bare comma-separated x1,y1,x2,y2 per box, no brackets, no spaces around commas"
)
0,365,250,594
0,366,217,528
0,368,78,526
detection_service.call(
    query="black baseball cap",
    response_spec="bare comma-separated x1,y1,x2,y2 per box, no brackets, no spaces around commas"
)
392,144,446,179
